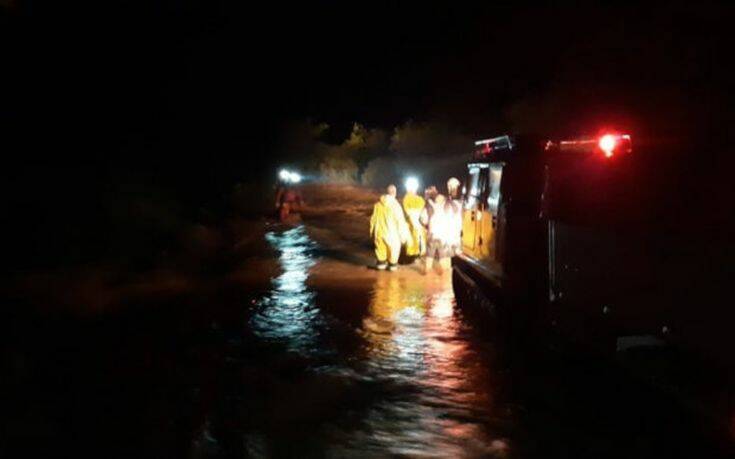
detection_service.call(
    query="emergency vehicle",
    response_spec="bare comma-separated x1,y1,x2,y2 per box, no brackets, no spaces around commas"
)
451,133,732,360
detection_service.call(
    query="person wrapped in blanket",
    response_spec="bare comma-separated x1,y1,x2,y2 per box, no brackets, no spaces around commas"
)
446,177,463,256
420,193,461,274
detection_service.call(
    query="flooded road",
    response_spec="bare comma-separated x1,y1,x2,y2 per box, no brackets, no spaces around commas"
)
197,223,732,458
250,227,321,354
232,225,509,457
344,273,507,457
4,190,732,458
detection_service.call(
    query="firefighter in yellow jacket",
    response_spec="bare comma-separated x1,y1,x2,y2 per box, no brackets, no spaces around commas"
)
402,177,426,258
370,184,410,271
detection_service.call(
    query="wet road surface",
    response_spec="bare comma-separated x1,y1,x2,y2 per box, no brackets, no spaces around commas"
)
244,226,507,457
196,225,731,458
3,222,733,458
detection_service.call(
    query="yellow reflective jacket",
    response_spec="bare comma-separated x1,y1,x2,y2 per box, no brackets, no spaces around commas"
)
370,195,409,243
402,193,426,256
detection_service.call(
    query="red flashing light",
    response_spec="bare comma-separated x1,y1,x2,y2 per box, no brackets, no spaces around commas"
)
556,133,632,157
599,134,616,157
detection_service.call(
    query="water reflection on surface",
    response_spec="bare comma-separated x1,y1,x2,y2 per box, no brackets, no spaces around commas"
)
241,226,507,457
250,226,322,354
207,226,726,458
8,224,729,458
339,273,507,457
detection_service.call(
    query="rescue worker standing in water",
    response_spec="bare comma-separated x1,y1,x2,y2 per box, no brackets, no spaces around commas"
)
370,184,410,271
402,178,426,259
420,194,457,274
275,183,303,222
446,177,461,201
446,177,463,255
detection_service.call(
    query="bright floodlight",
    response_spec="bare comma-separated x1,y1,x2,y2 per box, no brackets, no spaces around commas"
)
289,172,302,183
405,176,419,193
279,169,291,181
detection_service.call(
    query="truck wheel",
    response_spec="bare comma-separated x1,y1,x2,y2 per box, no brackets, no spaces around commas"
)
452,267,503,340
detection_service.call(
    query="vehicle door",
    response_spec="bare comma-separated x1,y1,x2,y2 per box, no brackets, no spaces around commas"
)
476,163,504,265
461,164,486,257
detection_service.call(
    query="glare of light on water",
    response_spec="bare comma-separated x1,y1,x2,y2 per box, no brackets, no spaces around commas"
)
247,226,508,456
250,226,322,353
351,272,506,456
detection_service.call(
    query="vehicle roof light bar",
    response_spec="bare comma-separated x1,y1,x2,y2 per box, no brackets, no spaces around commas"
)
474,135,513,158
556,133,632,157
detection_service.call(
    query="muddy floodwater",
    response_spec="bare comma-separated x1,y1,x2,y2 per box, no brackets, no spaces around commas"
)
189,225,728,458
240,226,507,457
4,186,733,459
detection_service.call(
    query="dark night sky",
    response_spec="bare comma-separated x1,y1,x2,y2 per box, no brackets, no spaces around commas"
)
2,1,734,265
3,2,733,164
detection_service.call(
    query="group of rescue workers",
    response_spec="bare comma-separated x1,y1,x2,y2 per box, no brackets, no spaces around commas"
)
369,177,462,273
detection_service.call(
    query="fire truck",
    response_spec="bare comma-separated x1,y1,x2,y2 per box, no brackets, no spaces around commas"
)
452,133,733,363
